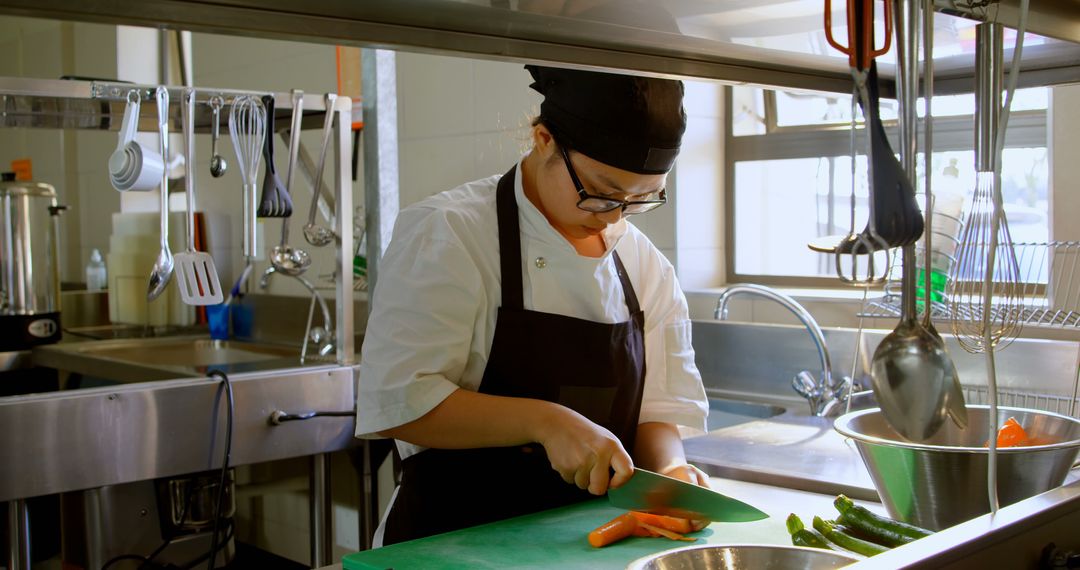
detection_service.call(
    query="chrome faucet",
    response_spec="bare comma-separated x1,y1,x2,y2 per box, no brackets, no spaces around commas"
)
260,265,335,360
715,283,850,416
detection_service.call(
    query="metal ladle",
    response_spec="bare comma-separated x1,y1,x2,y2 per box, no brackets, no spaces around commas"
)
868,0,950,441
270,89,311,276
147,86,175,301
302,93,338,247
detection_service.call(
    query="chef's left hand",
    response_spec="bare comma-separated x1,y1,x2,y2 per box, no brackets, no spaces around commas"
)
660,463,712,531
661,463,711,489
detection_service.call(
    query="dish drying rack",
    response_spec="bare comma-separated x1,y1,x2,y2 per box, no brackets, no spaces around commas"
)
861,241,1080,330
860,240,1080,419
962,385,1080,419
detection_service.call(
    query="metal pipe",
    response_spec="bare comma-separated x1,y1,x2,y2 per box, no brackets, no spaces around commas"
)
333,92,355,364
894,0,920,323
6,499,30,570
309,453,334,568
975,22,1004,172
362,48,400,302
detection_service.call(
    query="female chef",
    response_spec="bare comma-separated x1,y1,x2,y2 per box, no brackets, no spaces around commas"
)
356,65,709,546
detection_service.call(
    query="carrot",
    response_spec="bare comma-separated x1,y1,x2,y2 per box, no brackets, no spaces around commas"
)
629,511,693,534
632,525,657,537
637,521,696,542
588,513,639,548
992,417,1030,448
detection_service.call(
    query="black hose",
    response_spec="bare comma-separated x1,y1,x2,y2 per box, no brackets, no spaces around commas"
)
206,369,235,570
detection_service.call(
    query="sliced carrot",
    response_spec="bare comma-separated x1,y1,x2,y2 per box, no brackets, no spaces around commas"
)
632,525,658,537
588,513,639,548
638,521,696,542
629,511,693,534
996,417,1029,448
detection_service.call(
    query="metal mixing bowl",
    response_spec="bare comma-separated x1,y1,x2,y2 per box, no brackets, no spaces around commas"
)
835,405,1080,530
626,544,858,569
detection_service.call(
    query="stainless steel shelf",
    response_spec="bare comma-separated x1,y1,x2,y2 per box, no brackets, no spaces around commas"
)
3,0,1080,95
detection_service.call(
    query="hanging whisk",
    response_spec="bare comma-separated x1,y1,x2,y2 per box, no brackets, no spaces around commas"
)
229,95,266,260
947,17,1026,354
948,170,1024,352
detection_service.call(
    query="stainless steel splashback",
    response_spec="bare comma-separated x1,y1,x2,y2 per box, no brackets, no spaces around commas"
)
693,320,1080,406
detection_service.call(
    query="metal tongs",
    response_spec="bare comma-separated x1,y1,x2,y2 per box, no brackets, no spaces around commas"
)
821,0,893,284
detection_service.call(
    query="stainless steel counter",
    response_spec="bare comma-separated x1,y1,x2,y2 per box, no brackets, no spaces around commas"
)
685,410,879,501
0,365,357,502
33,335,310,383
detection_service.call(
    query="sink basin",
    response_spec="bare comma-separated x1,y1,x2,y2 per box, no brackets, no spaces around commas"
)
707,397,785,431
82,338,295,368
34,336,305,384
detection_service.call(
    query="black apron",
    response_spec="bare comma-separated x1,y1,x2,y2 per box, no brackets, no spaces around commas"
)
381,167,647,545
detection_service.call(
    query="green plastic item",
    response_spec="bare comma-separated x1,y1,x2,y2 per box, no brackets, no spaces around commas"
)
342,498,788,570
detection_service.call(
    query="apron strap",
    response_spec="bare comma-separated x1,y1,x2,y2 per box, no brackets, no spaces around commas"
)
496,167,524,311
611,252,641,315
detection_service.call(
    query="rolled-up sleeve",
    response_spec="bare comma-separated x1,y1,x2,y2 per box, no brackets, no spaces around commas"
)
355,209,485,439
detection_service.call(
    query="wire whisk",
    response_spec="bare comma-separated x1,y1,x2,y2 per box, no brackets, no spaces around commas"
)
948,170,1024,353
229,95,266,258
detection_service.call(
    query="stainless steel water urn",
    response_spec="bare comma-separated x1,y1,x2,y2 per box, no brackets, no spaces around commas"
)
0,176,64,351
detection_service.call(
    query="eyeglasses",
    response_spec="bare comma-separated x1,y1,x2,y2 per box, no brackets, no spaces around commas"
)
559,146,667,215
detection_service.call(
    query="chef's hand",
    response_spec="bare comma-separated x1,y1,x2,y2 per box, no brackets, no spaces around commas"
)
660,463,712,531
536,404,633,496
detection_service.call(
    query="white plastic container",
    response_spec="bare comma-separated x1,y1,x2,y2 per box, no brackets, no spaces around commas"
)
106,212,193,326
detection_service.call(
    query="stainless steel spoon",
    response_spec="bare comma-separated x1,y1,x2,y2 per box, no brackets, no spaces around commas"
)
920,0,967,429
869,247,950,441
209,95,227,178
147,86,174,301
868,0,950,441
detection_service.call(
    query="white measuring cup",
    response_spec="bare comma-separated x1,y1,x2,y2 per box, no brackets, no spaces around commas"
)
109,90,165,192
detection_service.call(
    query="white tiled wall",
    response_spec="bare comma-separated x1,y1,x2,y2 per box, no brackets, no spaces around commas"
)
395,52,539,208
676,80,726,289
0,17,121,283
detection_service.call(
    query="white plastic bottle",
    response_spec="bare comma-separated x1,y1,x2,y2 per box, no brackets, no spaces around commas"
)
86,248,107,291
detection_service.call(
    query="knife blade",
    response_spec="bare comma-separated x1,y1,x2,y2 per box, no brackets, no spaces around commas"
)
607,468,768,522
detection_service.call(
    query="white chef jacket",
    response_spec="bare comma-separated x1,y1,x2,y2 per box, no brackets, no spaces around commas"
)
356,159,708,460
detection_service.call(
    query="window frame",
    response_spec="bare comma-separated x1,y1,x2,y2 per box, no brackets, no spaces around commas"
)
723,85,1049,288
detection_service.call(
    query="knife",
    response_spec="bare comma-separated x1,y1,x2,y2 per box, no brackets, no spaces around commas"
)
607,468,768,522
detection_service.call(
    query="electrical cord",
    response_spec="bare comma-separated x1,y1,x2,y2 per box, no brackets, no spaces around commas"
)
100,371,235,570
205,369,235,570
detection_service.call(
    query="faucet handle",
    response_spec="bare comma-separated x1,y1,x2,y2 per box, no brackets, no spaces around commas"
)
792,370,819,400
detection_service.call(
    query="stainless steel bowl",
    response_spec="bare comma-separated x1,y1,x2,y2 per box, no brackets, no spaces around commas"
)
835,405,1080,530
625,545,858,569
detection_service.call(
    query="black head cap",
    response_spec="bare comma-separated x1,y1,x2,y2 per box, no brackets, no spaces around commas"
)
526,65,686,175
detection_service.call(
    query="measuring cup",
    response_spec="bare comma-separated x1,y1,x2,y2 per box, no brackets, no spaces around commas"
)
109,90,165,192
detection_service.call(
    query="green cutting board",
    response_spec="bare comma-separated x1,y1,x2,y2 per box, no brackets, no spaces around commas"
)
342,498,791,570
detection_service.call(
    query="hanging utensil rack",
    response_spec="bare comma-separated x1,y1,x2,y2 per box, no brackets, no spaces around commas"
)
0,75,356,363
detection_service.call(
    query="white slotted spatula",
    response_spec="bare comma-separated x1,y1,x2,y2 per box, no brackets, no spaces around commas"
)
175,87,224,305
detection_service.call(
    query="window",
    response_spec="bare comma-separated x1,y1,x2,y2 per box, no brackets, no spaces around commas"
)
726,85,1049,287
